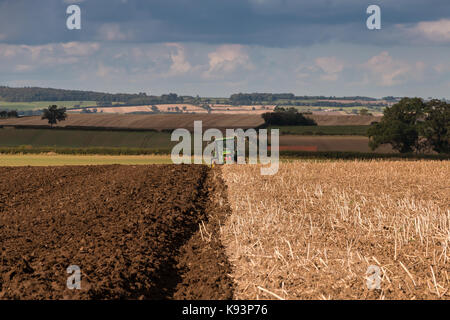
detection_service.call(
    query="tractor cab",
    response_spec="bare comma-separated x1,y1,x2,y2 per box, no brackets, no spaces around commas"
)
211,136,237,165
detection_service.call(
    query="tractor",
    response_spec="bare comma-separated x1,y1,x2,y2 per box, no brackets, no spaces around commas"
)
211,136,237,166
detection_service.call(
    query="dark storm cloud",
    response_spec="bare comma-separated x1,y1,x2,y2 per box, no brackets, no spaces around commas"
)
0,0,449,45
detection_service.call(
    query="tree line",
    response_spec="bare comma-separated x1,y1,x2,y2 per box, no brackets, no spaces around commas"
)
1,87,388,106
0,110,19,118
0,87,190,104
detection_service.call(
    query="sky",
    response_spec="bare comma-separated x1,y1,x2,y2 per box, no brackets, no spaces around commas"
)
0,0,450,98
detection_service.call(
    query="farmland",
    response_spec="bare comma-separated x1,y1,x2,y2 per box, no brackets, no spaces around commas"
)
0,128,395,154
221,161,450,299
0,161,447,300
277,135,394,153
0,165,233,299
306,114,381,126
270,125,370,136
0,101,97,111
0,154,173,166
0,128,174,149
70,104,276,115
0,114,265,131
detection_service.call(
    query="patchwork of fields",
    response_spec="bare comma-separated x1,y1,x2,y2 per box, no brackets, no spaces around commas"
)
0,127,395,153
0,114,265,131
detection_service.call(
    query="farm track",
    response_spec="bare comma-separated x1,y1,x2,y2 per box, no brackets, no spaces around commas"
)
0,165,234,299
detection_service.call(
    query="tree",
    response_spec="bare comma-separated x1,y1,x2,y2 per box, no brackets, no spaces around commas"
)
420,99,450,153
262,107,317,126
7,110,18,118
42,105,67,127
359,108,372,116
368,98,425,153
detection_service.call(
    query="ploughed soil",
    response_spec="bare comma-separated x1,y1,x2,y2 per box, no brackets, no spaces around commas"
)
0,165,234,299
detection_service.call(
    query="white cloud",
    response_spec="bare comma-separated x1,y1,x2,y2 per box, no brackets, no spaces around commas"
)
96,62,122,78
0,43,81,73
97,24,131,41
412,19,450,43
166,43,191,75
61,42,100,56
314,56,344,81
205,45,250,76
364,51,414,86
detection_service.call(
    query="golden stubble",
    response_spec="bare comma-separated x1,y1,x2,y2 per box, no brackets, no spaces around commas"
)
221,160,450,299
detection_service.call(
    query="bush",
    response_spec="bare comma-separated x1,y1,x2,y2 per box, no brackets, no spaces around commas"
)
262,108,317,126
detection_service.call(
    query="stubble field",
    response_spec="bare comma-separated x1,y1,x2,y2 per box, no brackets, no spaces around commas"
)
221,161,449,299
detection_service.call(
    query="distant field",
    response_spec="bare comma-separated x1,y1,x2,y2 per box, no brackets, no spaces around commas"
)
270,125,369,136
70,104,275,115
0,154,172,166
0,128,174,149
0,128,385,153
0,113,265,131
306,114,382,125
277,135,394,153
0,101,97,111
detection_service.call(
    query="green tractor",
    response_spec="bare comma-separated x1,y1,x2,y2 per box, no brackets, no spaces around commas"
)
211,136,237,166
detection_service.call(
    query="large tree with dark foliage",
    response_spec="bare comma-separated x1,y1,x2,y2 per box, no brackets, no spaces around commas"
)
368,98,449,153
420,99,450,154
41,105,67,127
368,98,424,153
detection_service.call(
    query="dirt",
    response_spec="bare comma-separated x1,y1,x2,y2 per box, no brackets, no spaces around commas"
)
0,165,234,299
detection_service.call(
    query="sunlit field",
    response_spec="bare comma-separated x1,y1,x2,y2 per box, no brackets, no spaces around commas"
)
221,160,450,299
0,154,173,166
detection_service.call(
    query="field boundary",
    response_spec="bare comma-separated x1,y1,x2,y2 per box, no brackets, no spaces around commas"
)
0,146,172,155
0,146,448,160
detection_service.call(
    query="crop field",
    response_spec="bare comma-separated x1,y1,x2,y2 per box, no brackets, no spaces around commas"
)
0,154,173,166
0,165,233,299
0,128,393,154
221,161,449,299
307,114,382,126
0,128,174,149
70,104,276,115
0,114,265,131
70,104,206,114
270,125,370,136
278,135,394,153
